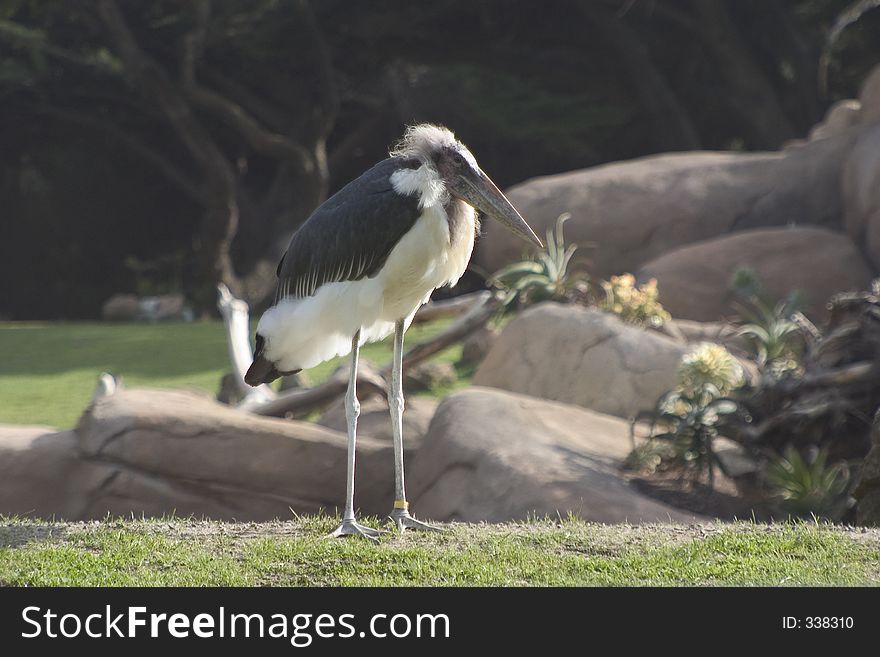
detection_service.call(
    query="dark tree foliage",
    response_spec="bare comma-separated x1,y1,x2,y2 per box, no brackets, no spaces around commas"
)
0,0,878,318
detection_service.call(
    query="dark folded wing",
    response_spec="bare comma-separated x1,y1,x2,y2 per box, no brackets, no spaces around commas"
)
275,156,423,302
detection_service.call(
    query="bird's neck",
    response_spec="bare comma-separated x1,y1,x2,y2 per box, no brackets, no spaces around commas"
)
444,197,479,245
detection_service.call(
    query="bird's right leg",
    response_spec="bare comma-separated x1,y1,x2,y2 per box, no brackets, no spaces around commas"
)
329,330,381,542
387,319,442,533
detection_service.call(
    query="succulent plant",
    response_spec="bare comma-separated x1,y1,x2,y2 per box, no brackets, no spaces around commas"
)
491,213,580,307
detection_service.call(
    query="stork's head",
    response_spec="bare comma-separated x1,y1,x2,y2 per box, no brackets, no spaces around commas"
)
391,124,543,248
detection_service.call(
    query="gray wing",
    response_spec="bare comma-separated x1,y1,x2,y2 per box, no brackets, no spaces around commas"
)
275,156,423,302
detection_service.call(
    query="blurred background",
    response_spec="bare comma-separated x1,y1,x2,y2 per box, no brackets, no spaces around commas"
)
1,0,878,319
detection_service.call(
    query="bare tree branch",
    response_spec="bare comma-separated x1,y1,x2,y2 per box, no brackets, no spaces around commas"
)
200,65,291,134
246,365,387,417
389,293,500,374
294,0,338,135
687,0,796,146
327,110,388,180
95,0,230,177
33,104,205,204
96,0,241,297
580,2,701,151
0,19,119,75
184,81,317,169
820,0,880,94
217,283,277,403
178,0,315,171
412,291,492,324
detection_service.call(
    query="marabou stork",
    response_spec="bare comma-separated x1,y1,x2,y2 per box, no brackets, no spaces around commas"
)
245,124,541,540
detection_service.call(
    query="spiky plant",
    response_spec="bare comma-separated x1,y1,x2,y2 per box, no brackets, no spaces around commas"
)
736,306,801,374
491,213,580,308
731,268,804,380
766,446,852,520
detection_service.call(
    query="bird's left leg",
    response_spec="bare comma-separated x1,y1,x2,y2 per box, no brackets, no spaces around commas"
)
387,318,443,532
330,330,382,541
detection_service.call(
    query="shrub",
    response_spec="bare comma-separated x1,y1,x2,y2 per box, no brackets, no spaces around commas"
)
597,274,670,328
731,268,804,381
631,343,744,486
766,446,852,520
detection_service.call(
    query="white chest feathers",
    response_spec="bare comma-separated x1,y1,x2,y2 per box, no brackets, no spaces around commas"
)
387,163,476,287
375,199,476,321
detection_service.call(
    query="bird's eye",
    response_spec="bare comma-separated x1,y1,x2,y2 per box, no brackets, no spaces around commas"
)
453,152,465,166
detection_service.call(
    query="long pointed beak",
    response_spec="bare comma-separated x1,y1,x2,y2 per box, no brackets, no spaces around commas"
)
459,171,543,248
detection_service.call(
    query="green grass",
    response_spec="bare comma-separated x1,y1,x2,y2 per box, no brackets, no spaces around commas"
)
1,517,878,586
0,319,465,428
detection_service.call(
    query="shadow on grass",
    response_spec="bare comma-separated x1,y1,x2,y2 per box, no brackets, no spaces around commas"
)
0,523,68,549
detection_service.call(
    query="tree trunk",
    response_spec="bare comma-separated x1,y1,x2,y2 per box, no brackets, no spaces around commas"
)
96,0,335,310
689,0,796,148
585,4,701,151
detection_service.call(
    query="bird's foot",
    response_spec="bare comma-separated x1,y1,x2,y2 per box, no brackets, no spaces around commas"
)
329,518,383,543
388,507,444,533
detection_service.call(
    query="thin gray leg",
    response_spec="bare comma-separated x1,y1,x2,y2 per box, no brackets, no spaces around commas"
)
391,319,406,503
329,330,381,541
387,318,443,533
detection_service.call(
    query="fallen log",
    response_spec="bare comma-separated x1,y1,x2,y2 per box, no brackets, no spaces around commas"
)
216,284,276,407
411,291,490,323
245,363,388,417
391,291,499,374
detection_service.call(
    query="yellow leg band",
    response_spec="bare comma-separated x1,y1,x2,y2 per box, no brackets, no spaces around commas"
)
393,500,409,510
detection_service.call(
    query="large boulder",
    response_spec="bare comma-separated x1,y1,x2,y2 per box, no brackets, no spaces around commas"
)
408,388,698,523
476,132,862,278
0,425,110,518
71,389,394,520
458,325,500,367
843,123,880,270
474,303,686,418
0,388,705,524
402,361,457,392
636,227,874,322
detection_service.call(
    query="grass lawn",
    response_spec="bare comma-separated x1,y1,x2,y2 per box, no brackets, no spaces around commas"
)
1,516,878,586
0,319,464,428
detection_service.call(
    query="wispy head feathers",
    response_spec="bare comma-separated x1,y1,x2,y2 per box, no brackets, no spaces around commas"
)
390,123,459,160
389,123,480,207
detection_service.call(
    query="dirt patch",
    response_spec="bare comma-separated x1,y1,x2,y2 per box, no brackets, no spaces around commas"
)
5,518,880,553
0,524,68,549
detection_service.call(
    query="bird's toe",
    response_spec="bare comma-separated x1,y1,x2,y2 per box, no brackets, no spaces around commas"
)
329,518,383,542
387,508,445,533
